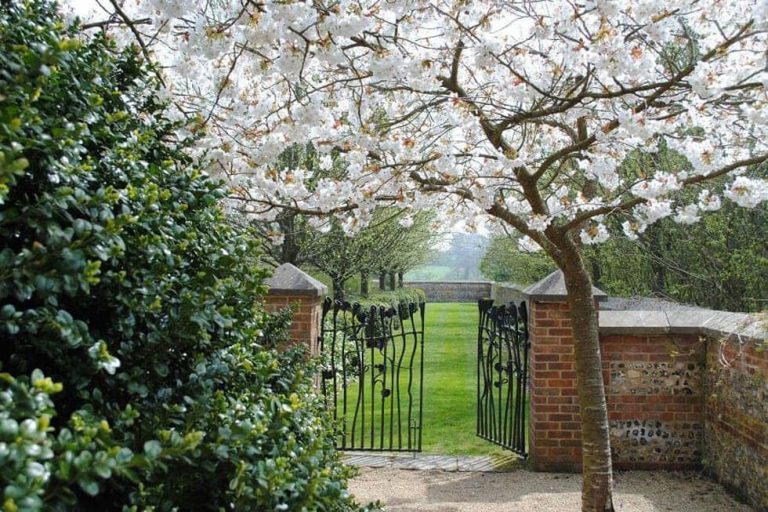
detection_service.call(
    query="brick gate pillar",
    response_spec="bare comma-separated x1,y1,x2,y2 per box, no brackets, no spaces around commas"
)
264,263,327,356
525,271,607,472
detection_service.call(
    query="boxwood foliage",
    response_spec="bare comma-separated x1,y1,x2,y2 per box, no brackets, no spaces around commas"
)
0,2,362,510
347,289,426,311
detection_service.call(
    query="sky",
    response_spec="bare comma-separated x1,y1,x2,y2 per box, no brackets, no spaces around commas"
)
63,0,101,16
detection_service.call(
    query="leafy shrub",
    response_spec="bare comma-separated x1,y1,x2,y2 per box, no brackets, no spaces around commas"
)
0,2,363,510
348,288,426,310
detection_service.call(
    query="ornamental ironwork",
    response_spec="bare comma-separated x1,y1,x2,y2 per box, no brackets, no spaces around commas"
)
477,298,530,455
319,298,425,452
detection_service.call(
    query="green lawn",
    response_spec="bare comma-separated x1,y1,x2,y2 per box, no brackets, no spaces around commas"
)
420,302,519,456
329,302,525,456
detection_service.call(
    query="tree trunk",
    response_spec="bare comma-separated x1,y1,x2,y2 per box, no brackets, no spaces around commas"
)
379,271,386,290
360,271,369,296
397,271,404,288
590,253,603,290
388,272,396,291
332,276,346,301
647,225,667,296
279,213,301,265
558,238,615,512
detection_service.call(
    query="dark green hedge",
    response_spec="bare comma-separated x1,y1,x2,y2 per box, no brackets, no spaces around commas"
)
348,288,426,310
0,2,364,510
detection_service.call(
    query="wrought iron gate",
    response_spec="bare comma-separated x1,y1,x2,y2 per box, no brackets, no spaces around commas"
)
319,297,425,452
477,298,530,455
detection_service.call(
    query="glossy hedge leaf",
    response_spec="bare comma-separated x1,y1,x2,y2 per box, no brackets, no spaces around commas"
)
0,1,368,511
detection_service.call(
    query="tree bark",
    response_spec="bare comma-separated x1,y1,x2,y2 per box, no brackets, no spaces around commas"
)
388,272,396,291
557,237,615,512
647,225,667,296
360,271,369,296
590,255,603,290
397,271,404,288
332,276,346,301
379,271,386,290
278,213,301,265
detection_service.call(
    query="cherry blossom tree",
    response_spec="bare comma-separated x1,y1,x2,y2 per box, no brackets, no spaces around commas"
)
69,1,768,510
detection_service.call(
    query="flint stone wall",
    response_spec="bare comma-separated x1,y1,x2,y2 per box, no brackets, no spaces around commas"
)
601,333,705,469
704,334,768,511
528,283,767,511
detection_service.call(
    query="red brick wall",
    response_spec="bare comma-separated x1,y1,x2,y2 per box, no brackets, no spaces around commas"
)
264,294,322,355
529,299,706,472
705,337,768,510
529,300,581,471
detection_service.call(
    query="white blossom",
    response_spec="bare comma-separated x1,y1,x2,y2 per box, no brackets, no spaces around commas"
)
60,0,768,246
698,190,723,212
528,214,551,232
674,204,701,225
580,224,610,245
725,177,768,208
621,220,646,241
398,215,415,228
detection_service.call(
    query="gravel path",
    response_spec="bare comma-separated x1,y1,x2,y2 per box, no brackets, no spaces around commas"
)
349,468,752,511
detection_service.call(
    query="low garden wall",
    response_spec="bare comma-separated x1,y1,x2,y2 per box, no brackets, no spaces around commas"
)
493,282,527,304
525,273,768,510
402,280,528,304
404,280,493,302
274,268,767,510
528,303,708,472
264,263,327,355
705,331,768,510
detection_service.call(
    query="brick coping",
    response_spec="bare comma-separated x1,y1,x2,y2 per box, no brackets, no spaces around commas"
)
599,310,765,342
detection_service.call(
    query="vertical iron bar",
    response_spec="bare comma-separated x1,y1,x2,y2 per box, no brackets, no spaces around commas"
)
498,309,504,446
396,304,407,449
508,304,519,450
320,298,330,407
370,306,376,449
417,301,425,451
486,315,496,442
389,309,396,450
503,315,512,448
331,304,339,430
480,305,493,441
341,304,354,449
379,307,387,450
350,314,363,449
477,300,488,441
520,301,529,455
513,302,520,453
406,303,418,451
357,304,364,450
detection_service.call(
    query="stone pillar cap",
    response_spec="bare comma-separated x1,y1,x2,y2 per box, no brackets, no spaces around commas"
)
264,263,328,297
523,270,607,302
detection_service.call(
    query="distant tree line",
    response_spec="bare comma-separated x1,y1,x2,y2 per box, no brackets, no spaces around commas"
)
251,145,438,299
422,233,488,281
481,201,768,312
